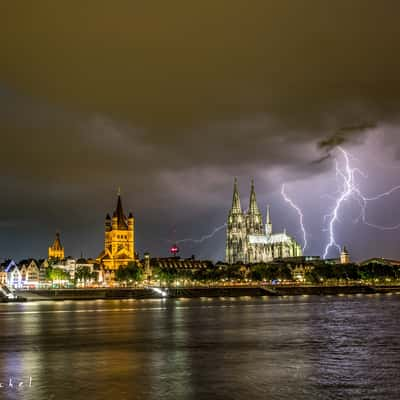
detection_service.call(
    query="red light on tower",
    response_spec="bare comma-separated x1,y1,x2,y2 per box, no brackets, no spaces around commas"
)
170,244,179,256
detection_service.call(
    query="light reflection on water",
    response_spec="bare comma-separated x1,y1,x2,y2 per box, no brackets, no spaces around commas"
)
0,295,399,400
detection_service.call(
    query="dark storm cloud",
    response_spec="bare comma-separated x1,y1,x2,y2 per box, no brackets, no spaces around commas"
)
1,1,400,260
0,89,325,189
312,122,377,164
318,122,376,152
2,1,400,125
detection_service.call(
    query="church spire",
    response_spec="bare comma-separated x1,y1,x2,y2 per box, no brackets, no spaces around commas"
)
52,232,62,250
266,204,272,236
113,191,128,229
248,179,261,214
230,177,242,214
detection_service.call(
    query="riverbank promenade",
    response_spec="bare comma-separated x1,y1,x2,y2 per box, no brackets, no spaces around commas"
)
13,284,400,301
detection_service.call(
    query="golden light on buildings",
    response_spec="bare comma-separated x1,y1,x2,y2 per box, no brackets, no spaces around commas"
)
97,193,135,269
48,232,65,260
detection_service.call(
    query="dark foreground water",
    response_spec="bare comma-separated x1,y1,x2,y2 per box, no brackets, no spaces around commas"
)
0,294,399,400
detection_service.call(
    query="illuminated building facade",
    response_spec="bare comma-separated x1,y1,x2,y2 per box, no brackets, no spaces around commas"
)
340,246,350,264
48,232,65,260
19,259,40,287
226,179,303,264
97,193,135,269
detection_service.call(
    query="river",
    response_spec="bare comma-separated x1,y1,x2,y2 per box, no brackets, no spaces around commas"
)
0,294,399,399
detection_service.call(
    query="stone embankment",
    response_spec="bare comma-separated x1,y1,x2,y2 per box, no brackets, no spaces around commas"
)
15,285,400,301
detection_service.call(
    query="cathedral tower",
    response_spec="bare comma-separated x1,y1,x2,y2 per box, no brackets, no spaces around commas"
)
246,180,264,235
97,192,135,269
245,180,264,263
48,232,65,260
225,178,246,264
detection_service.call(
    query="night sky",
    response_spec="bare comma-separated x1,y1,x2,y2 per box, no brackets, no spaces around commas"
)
1,2,400,262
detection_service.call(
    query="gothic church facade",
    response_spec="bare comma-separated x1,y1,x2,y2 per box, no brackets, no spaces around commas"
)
226,179,302,264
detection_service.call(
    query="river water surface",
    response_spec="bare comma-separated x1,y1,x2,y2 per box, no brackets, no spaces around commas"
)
0,294,399,399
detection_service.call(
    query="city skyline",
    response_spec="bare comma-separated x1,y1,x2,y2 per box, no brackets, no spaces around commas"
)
1,155,400,263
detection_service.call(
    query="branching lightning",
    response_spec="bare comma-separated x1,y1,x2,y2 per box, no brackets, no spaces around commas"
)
281,184,308,251
175,223,227,244
170,147,400,259
323,146,400,259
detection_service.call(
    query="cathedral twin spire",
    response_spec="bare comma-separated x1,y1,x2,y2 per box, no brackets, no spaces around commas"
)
248,179,261,215
230,178,264,216
229,178,271,236
231,178,242,214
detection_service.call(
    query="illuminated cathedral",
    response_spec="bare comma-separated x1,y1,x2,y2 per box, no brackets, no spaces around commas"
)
225,179,303,264
97,192,135,269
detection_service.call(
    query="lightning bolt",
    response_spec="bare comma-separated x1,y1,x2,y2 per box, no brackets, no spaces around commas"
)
175,223,227,244
323,146,400,259
281,184,308,251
